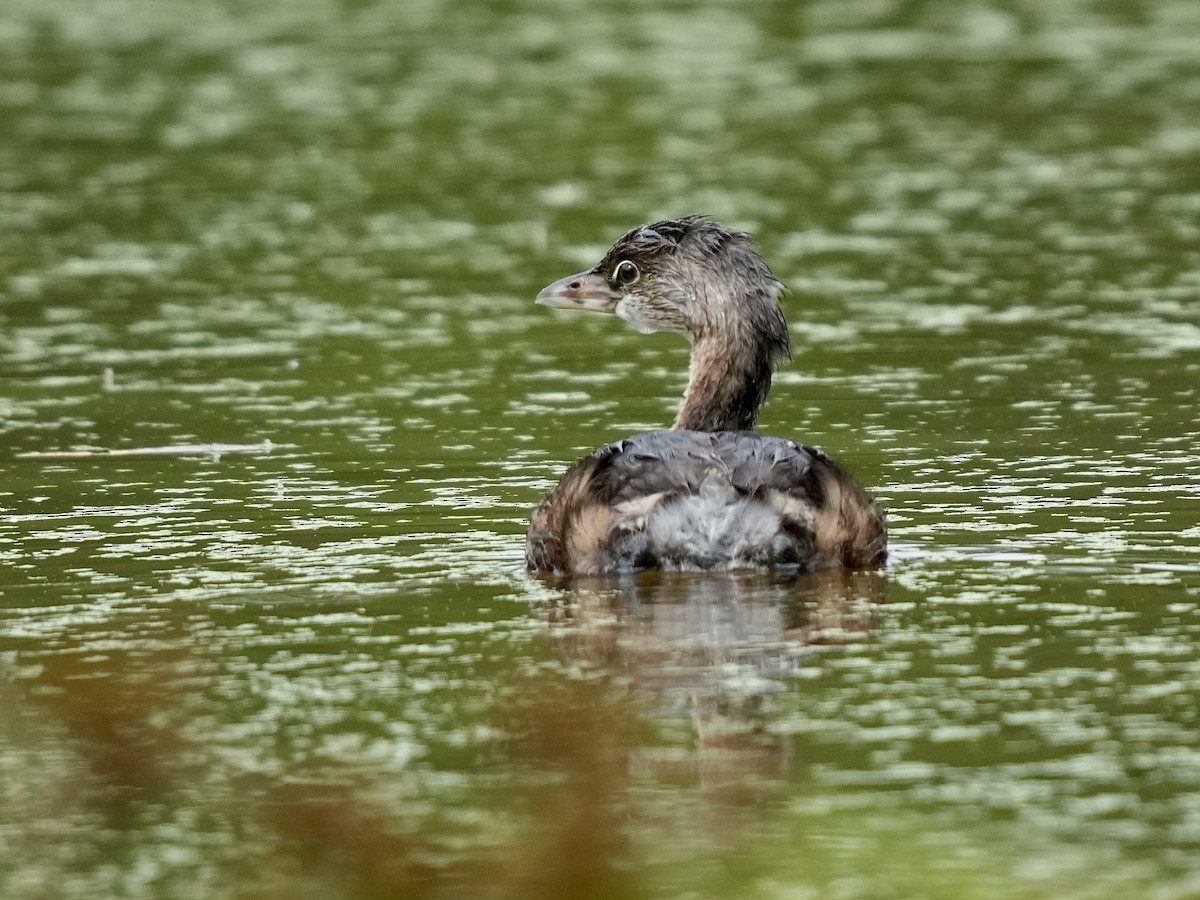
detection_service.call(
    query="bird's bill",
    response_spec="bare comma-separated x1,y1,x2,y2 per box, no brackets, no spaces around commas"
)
535,270,619,313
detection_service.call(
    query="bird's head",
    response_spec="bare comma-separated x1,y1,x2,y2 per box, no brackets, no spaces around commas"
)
536,216,789,363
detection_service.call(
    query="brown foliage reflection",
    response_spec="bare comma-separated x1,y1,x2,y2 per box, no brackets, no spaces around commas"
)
1,570,885,898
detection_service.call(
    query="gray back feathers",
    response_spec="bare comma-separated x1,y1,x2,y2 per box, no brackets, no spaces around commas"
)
527,431,886,575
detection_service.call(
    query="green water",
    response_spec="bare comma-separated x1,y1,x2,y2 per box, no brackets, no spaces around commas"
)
2,1,1199,896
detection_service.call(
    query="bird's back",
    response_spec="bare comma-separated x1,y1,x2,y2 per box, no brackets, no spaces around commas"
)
526,430,886,575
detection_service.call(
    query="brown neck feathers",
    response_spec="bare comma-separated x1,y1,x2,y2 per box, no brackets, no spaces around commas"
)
672,332,775,432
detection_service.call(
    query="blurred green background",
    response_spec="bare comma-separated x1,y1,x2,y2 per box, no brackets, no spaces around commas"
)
2,1,1199,897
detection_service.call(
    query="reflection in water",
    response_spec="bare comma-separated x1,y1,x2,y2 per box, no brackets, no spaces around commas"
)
0,615,854,900
3,642,635,899
537,570,887,785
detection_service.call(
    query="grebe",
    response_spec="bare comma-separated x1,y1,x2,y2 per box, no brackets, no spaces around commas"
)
525,216,885,575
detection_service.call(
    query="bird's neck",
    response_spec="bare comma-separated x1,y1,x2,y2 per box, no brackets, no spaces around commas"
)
673,329,774,432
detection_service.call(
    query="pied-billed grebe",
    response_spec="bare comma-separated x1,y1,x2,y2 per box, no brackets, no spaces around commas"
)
526,216,886,575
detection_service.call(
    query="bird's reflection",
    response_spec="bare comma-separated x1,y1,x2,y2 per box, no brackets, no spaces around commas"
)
533,569,888,787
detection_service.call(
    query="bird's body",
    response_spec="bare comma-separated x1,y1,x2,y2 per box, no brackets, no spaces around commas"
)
527,430,885,574
526,216,885,576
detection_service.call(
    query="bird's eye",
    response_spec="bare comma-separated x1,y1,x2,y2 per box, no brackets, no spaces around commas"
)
612,260,640,285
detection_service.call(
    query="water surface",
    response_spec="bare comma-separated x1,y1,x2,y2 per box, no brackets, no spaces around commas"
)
2,1,1199,897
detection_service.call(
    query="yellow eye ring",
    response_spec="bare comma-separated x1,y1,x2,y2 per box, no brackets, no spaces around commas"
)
612,260,640,286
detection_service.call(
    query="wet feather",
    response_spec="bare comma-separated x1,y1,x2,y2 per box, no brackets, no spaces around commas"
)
526,217,887,576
